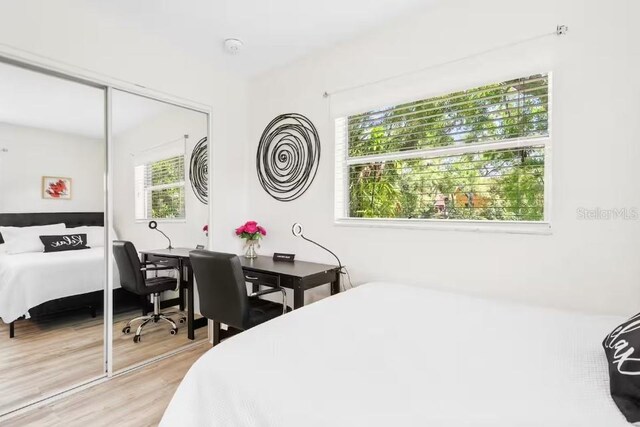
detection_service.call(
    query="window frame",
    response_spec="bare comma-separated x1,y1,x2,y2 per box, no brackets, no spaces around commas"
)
134,155,187,223
334,73,552,235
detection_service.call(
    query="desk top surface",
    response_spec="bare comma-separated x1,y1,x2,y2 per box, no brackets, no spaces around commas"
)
140,248,193,258
239,256,339,278
140,249,339,278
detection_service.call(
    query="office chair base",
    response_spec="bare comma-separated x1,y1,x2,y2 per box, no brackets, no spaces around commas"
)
122,314,181,343
160,311,187,324
122,293,185,343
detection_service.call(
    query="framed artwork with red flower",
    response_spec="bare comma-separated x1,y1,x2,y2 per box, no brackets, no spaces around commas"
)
42,176,72,200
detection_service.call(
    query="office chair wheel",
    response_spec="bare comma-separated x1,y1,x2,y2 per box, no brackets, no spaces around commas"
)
170,328,178,335
122,326,131,334
133,335,141,343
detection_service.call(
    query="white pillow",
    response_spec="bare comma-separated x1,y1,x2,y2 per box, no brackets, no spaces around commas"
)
67,225,105,247
0,223,66,254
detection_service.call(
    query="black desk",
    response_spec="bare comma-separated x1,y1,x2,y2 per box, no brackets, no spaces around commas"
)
239,256,341,309
139,249,341,340
139,248,206,340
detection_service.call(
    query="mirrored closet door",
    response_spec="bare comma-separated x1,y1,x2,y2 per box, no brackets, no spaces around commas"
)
0,61,107,414
111,89,209,372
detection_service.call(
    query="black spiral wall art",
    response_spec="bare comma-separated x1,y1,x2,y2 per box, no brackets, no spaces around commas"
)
189,137,208,204
256,113,321,202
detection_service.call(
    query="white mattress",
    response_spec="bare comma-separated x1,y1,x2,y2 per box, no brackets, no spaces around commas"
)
161,282,632,427
0,247,110,323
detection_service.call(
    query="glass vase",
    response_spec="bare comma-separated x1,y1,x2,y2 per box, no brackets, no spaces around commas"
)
244,239,259,259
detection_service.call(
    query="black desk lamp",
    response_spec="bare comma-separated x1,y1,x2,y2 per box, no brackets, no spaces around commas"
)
291,223,342,270
148,220,173,249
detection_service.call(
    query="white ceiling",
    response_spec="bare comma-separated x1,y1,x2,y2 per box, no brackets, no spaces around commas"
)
0,62,105,139
0,1,436,136
88,0,436,76
0,61,176,139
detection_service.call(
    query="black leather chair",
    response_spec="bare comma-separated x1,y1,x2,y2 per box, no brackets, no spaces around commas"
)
189,250,291,345
113,241,185,343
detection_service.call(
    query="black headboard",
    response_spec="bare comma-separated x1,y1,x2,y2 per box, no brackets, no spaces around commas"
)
0,212,104,244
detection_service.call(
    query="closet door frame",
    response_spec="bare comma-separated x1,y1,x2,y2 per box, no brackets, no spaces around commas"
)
0,47,212,417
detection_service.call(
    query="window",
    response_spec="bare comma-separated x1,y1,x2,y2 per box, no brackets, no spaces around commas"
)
135,155,186,220
335,74,550,224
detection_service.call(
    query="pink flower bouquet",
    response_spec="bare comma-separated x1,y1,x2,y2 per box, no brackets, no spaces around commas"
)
235,221,266,259
235,220,267,240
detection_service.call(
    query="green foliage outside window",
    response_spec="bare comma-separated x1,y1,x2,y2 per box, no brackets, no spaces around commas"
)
148,156,185,219
151,187,184,219
347,75,548,221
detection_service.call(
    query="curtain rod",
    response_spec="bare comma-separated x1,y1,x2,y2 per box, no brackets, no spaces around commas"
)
322,25,568,99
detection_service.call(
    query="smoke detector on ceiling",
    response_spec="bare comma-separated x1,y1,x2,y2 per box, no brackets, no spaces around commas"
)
224,38,244,55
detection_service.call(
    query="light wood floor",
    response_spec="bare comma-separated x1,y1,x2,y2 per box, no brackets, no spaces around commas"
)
0,309,207,415
0,344,209,427
113,309,207,372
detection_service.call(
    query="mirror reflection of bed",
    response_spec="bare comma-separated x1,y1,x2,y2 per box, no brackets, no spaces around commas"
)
0,214,135,414
0,61,210,414
0,61,108,414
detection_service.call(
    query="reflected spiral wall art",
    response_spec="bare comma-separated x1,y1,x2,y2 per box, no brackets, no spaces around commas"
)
189,137,208,204
256,113,321,202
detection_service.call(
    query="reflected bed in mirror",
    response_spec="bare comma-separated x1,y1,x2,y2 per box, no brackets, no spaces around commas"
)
0,213,130,414
0,58,112,416
0,212,115,337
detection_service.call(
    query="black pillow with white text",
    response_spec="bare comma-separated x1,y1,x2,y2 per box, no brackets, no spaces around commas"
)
603,313,640,422
39,234,90,253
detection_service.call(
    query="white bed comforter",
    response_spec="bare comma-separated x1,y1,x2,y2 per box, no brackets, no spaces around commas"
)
0,247,108,323
161,282,631,427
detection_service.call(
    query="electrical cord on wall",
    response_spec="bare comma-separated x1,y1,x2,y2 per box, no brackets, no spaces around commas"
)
341,266,354,291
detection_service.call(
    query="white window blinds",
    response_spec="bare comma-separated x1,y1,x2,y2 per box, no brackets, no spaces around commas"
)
335,74,550,223
134,142,186,221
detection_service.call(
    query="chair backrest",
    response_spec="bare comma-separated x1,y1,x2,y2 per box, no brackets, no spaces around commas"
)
112,240,146,296
189,250,249,330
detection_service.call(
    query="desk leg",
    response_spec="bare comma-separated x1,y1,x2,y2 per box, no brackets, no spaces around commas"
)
9,321,14,338
139,296,149,316
294,280,304,309
187,263,195,340
140,253,150,316
330,271,341,295
212,321,221,346
179,263,186,311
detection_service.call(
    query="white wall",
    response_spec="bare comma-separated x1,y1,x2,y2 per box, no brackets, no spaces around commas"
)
2,0,638,315
0,0,249,254
0,122,104,213
247,0,640,314
112,107,209,250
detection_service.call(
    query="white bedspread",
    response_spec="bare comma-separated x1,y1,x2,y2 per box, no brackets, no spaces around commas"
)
0,247,109,323
161,282,631,427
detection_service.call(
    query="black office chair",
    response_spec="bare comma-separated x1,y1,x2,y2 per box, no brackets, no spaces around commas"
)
190,250,291,346
113,241,185,343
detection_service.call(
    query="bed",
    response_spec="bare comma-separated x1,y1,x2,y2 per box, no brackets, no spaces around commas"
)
161,282,631,426
0,246,107,323
0,212,127,336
